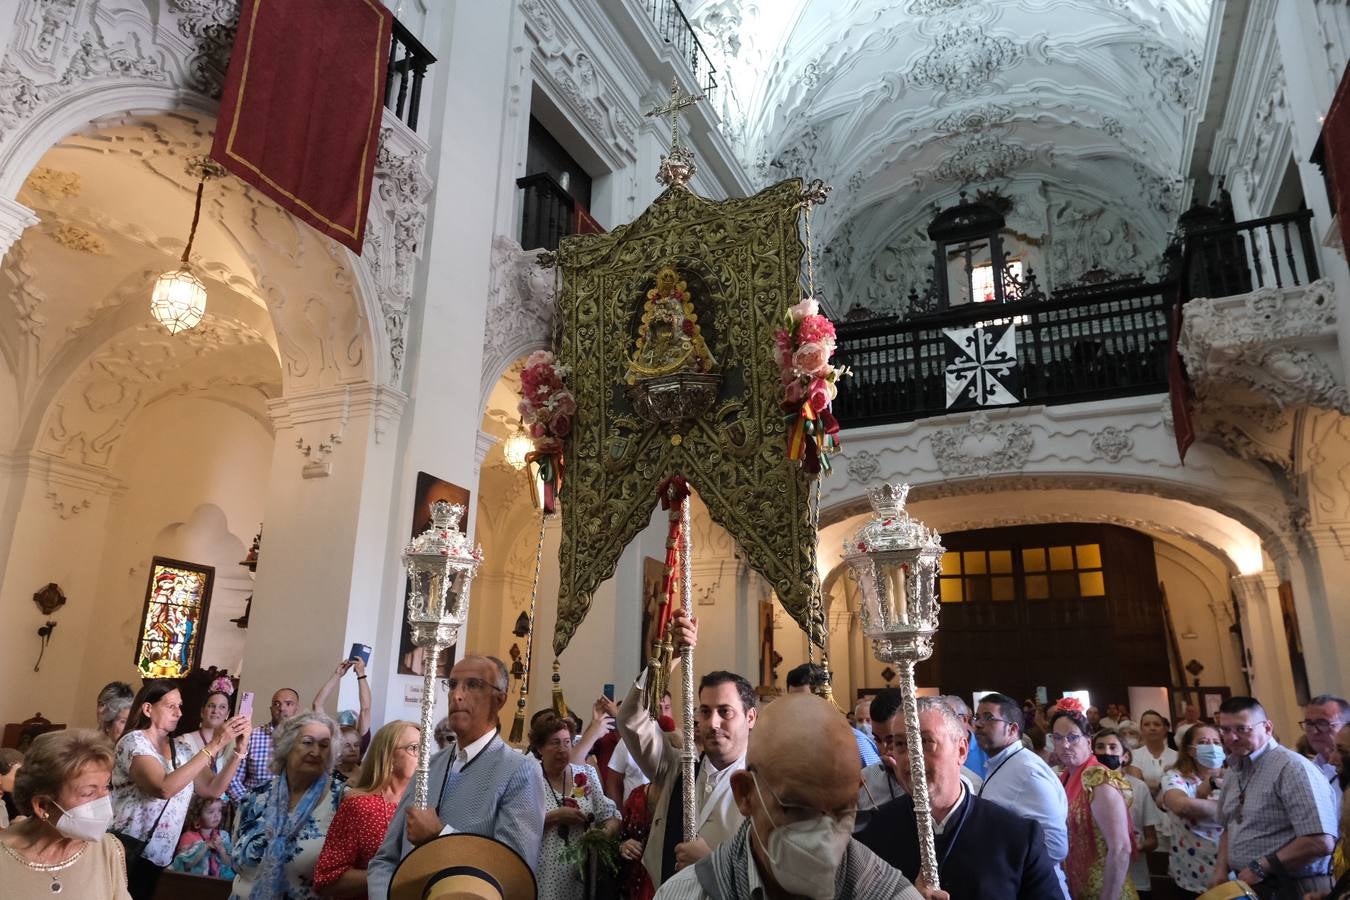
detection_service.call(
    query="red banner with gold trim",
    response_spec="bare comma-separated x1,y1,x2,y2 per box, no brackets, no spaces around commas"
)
210,0,392,253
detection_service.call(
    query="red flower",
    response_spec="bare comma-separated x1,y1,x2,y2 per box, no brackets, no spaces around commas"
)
1054,697,1085,714
574,771,587,787
682,319,695,336
797,313,837,346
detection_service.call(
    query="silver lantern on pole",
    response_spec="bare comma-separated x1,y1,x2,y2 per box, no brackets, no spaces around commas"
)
841,483,944,890
402,499,482,808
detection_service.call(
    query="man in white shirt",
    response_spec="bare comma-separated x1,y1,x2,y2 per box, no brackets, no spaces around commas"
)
972,691,1071,899
617,609,757,887
1300,694,1348,784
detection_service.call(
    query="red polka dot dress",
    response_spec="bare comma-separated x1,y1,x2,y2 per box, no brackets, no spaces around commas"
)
313,791,398,898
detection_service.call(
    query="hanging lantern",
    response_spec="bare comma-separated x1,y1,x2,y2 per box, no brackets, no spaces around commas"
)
502,424,533,471
151,157,225,335
150,268,207,334
402,499,482,808
841,482,945,891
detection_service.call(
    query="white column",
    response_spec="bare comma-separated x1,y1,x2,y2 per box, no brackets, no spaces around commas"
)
238,384,406,716
1229,570,1303,739
1290,528,1350,693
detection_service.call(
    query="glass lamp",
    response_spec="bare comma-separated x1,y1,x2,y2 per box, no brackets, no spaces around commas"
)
502,425,533,471
402,499,482,807
150,268,207,334
842,482,944,889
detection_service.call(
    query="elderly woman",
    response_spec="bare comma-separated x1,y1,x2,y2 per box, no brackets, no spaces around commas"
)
96,681,135,745
313,720,419,898
112,680,251,899
0,748,22,828
533,712,619,900
231,711,345,900
0,729,130,898
1051,699,1136,900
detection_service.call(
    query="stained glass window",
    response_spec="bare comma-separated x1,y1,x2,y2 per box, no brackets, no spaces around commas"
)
135,557,215,679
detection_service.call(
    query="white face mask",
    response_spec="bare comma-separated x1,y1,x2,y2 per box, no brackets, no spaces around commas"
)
1124,736,1141,750
750,773,853,900
857,721,873,737
52,794,114,843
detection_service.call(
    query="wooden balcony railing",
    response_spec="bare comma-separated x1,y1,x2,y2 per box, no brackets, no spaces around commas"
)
638,0,719,99
833,281,1176,426
517,173,575,252
385,18,436,132
1181,208,1320,300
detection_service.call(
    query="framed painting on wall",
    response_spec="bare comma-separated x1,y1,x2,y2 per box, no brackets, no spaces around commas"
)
398,472,471,677
134,557,215,679
640,556,666,668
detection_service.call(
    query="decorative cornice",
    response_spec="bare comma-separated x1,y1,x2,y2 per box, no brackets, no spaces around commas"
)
0,195,38,257
929,411,1034,477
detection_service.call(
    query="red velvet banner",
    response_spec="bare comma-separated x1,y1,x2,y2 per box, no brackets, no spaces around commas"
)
211,0,392,253
1324,62,1350,253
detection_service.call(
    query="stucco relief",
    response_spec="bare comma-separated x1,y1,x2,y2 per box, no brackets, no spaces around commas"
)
930,411,1034,476
1181,280,1347,414
1091,426,1133,463
480,235,556,408
908,27,1022,97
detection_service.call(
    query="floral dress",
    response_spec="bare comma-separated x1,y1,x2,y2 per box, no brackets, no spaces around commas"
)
1159,770,1222,893
538,764,618,900
111,730,192,867
1063,763,1140,900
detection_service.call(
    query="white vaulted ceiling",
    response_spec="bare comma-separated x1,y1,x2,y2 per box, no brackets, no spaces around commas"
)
689,0,1213,313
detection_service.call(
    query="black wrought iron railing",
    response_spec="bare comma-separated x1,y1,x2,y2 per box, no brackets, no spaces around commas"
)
1182,208,1320,300
517,173,575,252
639,0,719,99
833,281,1176,426
385,18,436,132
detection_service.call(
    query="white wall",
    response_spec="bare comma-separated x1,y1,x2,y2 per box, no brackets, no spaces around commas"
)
75,394,272,718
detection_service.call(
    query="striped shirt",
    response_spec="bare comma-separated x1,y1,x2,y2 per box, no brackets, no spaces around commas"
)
1218,740,1339,877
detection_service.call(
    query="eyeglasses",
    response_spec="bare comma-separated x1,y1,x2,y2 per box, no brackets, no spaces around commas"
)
880,734,939,753
298,737,332,751
446,677,502,694
751,770,856,825
1048,733,1085,745
1218,722,1267,736
1299,719,1344,734
973,713,1015,726
395,742,420,755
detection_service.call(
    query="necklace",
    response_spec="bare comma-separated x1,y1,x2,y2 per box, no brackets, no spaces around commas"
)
1,840,87,894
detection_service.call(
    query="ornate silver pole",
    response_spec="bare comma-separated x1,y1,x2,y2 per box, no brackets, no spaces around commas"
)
842,483,944,890
402,500,483,808
678,495,697,841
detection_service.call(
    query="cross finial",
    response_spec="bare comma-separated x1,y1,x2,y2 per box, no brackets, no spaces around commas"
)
645,77,704,154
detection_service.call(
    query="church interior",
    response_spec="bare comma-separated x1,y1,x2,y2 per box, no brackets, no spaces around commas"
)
0,1,1348,893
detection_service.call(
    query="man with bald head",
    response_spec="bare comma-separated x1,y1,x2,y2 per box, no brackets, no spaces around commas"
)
857,697,1060,899
656,693,924,899
367,654,546,899
229,686,301,795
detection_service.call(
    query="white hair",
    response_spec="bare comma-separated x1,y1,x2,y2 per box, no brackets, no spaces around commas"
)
942,695,972,719
919,697,968,744
270,711,339,775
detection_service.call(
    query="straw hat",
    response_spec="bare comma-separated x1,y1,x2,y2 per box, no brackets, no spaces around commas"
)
390,834,536,900
1196,882,1259,900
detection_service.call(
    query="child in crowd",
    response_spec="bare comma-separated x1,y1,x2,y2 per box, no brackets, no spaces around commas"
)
171,796,236,879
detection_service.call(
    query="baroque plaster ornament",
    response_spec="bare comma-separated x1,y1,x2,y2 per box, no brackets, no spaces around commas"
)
167,0,239,98
1138,43,1200,109
907,26,1021,97
23,166,81,200
847,449,880,485
48,223,106,254
934,133,1033,184
930,411,1034,476
1091,426,1134,463
482,235,557,400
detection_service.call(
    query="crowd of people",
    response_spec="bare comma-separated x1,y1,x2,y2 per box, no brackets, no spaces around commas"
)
0,612,1346,900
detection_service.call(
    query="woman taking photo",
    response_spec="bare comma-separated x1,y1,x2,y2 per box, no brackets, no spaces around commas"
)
1159,725,1225,899
532,713,619,900
176,687,242,802
230,711,345,899
312,720,419,898
1051,699,1136,899
0,729,130,898
111,680,250,899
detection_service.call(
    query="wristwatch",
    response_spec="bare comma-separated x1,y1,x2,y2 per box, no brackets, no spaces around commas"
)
1248,858,1268,882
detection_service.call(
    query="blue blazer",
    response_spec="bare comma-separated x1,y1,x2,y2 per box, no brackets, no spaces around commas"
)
856,792,1063,900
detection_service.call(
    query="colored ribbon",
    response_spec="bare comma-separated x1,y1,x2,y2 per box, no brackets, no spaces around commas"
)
525,449,564,514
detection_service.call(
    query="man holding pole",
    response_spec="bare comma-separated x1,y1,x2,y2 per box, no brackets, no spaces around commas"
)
617,609,759,887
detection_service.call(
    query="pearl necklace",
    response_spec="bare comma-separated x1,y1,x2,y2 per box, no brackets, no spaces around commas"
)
1,840,87,894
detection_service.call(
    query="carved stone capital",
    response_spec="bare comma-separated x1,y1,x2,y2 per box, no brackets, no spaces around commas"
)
0,195,38,257
1180,279,1348,414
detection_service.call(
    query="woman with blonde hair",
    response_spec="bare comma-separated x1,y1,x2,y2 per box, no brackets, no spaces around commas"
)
312,720,420,898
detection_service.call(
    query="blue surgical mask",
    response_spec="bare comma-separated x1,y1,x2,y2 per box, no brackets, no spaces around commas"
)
1194,745,1226,770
